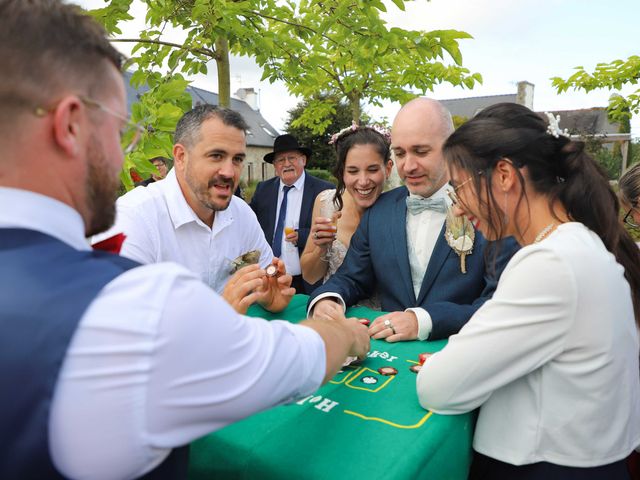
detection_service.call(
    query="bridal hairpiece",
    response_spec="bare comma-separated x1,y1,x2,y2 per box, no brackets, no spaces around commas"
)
544,112,570,139
328,122,391,145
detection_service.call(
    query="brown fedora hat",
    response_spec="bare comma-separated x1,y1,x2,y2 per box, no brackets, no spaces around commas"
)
263,134,312,164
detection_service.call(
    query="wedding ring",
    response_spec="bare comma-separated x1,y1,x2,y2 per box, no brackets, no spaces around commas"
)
384,319,396,335
313,232,318,239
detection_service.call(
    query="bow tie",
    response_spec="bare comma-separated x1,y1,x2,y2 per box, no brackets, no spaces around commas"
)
405,196,448,215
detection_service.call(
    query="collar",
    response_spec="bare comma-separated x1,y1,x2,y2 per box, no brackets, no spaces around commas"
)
279,171,306,192
161,169,233,231
0,187,90,251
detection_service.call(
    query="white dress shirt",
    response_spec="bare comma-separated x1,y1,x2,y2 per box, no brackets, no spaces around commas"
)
95,169,273,293
0,187,326,480
274,172,305,276
309,183,450,341
418,222,640,467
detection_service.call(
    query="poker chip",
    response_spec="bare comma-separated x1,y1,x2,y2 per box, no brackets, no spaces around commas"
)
418,352,432,365
265,264,278,277
409,364,422,373
377,367,398,376
358,318,370,326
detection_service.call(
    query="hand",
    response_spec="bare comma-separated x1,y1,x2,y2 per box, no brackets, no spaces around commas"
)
311,298,344,320
285,229,299,246
259,257,295,312
369,311,419,342
310,215,339,248
321,309,370,361
222,264,269,314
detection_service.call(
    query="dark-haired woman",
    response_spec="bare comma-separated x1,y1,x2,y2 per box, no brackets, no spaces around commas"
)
418,103,640,479
300,125,392,293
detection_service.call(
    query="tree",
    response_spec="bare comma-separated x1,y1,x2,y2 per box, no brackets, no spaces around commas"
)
552,55,640,123
284,95,367,171
257,1,481,133
85,0,479,184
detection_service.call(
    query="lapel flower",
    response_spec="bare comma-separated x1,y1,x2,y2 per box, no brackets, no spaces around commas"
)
444,209,474,273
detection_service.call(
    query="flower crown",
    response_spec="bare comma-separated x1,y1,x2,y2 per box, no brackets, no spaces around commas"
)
328,122,391,145
544,112,570,139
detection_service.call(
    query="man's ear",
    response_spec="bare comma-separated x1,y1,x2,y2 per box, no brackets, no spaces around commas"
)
173,143,187,171
51,95,84,158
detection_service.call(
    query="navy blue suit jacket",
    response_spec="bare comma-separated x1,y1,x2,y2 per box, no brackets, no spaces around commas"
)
250,172,334,292
308,186,518,340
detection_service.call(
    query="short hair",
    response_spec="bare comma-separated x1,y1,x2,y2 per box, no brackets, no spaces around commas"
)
620,163,640,208
0,0,123,126
174,104,250,148
150,156,168,165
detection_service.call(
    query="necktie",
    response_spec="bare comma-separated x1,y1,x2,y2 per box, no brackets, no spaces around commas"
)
272,185,294,257
405,196,448,215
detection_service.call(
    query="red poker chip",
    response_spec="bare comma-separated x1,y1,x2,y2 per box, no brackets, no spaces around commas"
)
409,364,422,373
265,264,278,277
377,367,398,376
418,352,432,365
358,318,370,326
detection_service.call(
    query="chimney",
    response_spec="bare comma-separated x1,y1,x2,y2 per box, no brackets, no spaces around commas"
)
235,87,259,111
516,81,534,109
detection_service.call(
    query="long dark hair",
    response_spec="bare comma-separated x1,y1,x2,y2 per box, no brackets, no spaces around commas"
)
443,102,640,324
331,127,391,211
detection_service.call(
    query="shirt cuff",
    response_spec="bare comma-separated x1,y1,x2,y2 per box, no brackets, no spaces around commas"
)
406,307,432,340
307,292,347,317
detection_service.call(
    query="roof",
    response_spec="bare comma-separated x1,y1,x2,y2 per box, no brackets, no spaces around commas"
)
545,108,620,136
440,94,517,119
438,93,621,136
123,71,279,148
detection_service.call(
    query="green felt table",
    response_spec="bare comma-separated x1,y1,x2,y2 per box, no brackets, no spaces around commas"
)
188,295,474,480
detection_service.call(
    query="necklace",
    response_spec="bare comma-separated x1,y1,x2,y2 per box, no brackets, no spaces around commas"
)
534,222,558,243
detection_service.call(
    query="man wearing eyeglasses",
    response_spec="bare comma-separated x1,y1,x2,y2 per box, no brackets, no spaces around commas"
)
250,134,334,294
0,1,370,478
309,98,518,341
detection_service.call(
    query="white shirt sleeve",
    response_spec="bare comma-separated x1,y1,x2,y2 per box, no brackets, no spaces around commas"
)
417,247,576,414
406,307,433,340
115,195,159,265
49,263,325,479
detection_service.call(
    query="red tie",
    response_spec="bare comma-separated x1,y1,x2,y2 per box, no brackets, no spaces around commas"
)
92,233,126,254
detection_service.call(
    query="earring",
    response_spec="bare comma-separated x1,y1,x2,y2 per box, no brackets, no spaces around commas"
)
502,192,509,226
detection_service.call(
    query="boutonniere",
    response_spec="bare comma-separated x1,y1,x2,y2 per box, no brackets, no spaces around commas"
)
229,250,261,274
444,209,474,273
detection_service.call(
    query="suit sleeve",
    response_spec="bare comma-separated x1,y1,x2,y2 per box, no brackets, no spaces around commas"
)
307,206,375,309
427,236,519,340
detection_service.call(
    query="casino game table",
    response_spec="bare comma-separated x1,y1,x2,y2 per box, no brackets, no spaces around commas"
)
188,295,475,480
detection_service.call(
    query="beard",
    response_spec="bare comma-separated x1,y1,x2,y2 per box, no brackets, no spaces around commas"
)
184,163,236,213
84,134,120,237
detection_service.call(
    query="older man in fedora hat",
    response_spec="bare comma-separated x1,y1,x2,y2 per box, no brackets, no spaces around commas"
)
251,134,334,294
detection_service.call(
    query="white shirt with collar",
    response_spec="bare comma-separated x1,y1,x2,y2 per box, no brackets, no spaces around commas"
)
309,182,451,341
274,171,305,276
97,169,273,293
0,186,325,479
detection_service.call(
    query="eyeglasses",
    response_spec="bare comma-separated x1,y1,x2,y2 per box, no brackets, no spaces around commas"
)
447,176,475,206
623,208,640,229
274,154,301,165
34,95,145,154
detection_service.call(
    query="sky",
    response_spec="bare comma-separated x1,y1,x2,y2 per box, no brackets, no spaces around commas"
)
73,0,640,137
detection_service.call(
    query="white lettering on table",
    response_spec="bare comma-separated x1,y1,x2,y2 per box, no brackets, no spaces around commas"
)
366,350,398,362
296,395,339,413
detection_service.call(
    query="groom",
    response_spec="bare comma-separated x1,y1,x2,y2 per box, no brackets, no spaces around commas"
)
309,98,518,341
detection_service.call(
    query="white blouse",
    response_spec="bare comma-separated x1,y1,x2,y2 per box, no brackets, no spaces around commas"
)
417,222,640,467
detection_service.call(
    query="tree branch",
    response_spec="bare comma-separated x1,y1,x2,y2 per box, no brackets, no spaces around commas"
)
111,38,218,59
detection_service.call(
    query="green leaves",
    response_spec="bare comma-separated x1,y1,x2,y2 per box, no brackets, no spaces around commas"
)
553,55,640,123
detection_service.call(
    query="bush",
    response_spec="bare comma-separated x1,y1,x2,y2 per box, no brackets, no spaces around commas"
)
307,168,338,185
